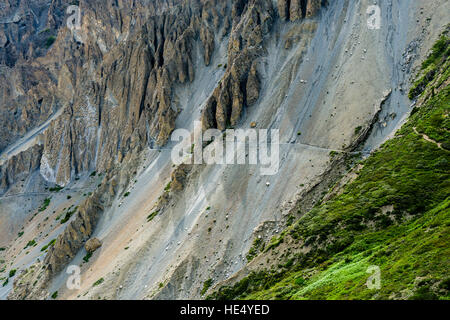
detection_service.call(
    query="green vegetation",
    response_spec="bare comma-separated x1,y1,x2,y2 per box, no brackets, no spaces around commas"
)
39,28,50,34
83,252,92,263
45,36,56,48
60,207,78,224
38,198,51,212
409,33,449,99
49,185,63,192
147,210,160,222
40,239,56,252
209,36,450,301
51,291,58,299
246,237,265,262
164,182,172,192
93,278,104,287
9,269,16,278
201,278,213,296
422,35,450,70
124,192,130,197
24,240,36,249
329,150,338,159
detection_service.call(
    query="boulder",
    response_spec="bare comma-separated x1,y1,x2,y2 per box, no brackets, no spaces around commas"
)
85,238,102,253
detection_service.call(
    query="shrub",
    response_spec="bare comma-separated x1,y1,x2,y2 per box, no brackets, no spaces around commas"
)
147,210,159,222
41,239,56,252
93,278,104,286
45,36,56,48
24,240,36,249
49,185,63,192
38,198,51,212
201,279,213,296
83,252,92,263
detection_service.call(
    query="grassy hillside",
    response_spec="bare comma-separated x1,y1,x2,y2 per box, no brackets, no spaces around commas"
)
210,33,450,300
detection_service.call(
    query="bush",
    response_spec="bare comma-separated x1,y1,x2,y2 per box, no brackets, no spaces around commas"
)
49,185,63,192
147,210,159,222
60,207,77,224
45,36,56,48
24,240,36,249
201,279,213,296
93,278,104,286
40,239,56,252
38,198,51,212
83,252,92,263
294,277,306,286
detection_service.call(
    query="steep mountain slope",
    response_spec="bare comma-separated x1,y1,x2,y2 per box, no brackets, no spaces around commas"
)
209,35,450,299
0,0,449,300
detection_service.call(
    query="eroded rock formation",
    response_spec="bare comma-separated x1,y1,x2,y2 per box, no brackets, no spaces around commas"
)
2,0,325,299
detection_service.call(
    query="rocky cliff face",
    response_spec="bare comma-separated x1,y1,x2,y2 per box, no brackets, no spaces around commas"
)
277,0,324,22
0,0,66,152
1,0,324,299
1,0,325,190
